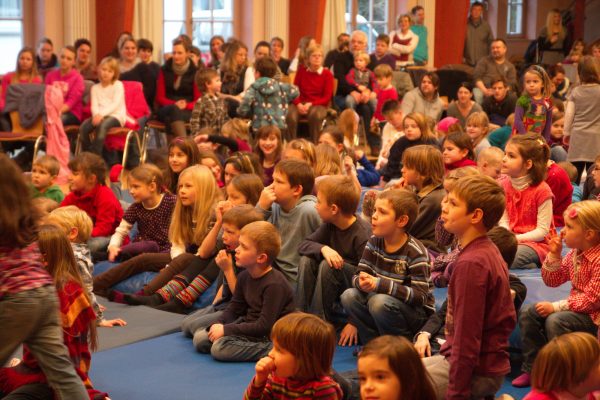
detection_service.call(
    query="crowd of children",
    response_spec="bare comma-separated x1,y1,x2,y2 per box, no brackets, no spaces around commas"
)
3,17,600,400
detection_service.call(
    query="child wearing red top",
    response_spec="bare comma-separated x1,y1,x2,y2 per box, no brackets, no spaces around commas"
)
373,64,398,125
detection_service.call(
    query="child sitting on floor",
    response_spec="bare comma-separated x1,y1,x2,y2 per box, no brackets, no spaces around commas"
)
194,221,295,362
30,155,64,203
245,312,342,400
442,131,477,172
477,146,504,179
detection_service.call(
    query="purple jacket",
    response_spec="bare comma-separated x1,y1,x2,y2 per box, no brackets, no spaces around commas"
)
44,68,84,121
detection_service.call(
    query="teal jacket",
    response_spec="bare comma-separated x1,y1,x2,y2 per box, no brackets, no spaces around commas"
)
410,25,428,63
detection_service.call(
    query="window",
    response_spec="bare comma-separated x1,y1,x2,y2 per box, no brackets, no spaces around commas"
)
507,0,524,35
163,0,233,53
346,0,388,51
0,0,23,74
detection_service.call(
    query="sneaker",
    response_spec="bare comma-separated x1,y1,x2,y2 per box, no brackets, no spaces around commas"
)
511,372,531,388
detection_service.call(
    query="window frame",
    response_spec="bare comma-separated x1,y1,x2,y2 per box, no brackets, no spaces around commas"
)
0,0,25,75
506,0,526,37
345,0,391,52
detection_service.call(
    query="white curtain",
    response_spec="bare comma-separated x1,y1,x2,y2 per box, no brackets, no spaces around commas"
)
63,0,92,47
132,0,164,62
321,0,346,54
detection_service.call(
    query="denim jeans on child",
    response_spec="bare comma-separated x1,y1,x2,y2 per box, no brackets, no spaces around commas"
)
79,116,122,155
194,326,272,362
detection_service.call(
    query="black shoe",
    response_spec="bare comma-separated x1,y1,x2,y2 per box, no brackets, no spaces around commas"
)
124,293,163,306
154,298,189,314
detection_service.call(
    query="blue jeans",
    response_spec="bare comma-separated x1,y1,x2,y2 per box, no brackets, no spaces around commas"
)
194,328,272,362
510,244,540,269
550,145,568,163
182,305,225,338
519,304,597,372
340,288,428,344
0,286,88,400
79,116,122,155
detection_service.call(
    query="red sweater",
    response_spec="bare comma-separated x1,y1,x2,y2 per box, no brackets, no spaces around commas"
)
374,86,398,121
61,184,123,237
293,66,334,107
440,235,516,399
545,162,572,228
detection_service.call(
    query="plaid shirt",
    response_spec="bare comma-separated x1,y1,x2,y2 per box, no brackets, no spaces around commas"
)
543,244,600,324
190,93,229,135
0,242,53,299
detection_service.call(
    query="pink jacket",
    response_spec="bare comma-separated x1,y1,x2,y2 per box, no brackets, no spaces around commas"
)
44,68,84,121
44,83,70,184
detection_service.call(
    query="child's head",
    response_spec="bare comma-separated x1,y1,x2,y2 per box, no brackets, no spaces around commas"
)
37,224,82,287
353,51,370,70
592,155,600,189
403,112,432,142
168,137,201,174
273,159,315,201
491,76,509,101
465,112,490,144
374,63,393,89
557,161,578,184
283,139,317,170
523,65,552,98
254,125,283,162
477,146,504,179
562,201,600,251
223,152,263,186
435,116,461,139
504,134,550,184
221,204,264,250
578,55,600,85
444,175,505,232
32,198,59,221
31,155,60,191
358,335,437,400
198,150,223,183
372,189,419,237
37,37,54,63
318,126,346,155
98,56,120,83
443,166,480,193
531,332,600,395
58,46,76,72
337,108,360,146
136,38,154,63
236,220,281,267
269,312,336,381
16,47,38,77
382,99,403,129
374,34,390,57
227,174,264,206
195,67,220,93
401,145,444,190
550,111,564,141
314,143,342,177
442,131,474,166
255,56,278,79
67,152,107,192
46,205,93,243
316,175,360,222
128,163,165,202
487,226,518,266
221,118,250,142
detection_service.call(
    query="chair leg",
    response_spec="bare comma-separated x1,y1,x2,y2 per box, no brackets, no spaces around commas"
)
122,130,143,173
33,136,45,161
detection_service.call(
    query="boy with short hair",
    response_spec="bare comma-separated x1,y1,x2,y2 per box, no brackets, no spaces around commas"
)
340,189,434,344
237,57,298,133
297,176,371,328
257,159,321,284
368,34,396,71
373,64,398,125
477,146,504,179
190,67,230,134
481,77,517,127
423,175,516,399
30,155,64,203
194,221,294,362
376,99,404,170
136,38,160,79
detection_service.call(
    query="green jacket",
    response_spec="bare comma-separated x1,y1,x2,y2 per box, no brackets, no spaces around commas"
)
31,184,65,203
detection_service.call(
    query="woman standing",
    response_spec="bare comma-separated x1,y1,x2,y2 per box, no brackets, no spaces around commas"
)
539,9,566,66
389,14,419,68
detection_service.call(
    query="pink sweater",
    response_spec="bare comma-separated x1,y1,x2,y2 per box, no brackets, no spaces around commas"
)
44,68,85,121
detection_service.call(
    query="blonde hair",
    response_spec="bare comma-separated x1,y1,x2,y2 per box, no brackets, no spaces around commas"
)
169,165,221,247
564,201,600,232
33,154,60,177
451,175,505,230
305,44,323,63
271,312,336,381
531,332,599,393
374,63,393,79
337,109,359,148
285,139,317,169
98,56,120,82
466,111,490,133
47,205,93,243
353,51,370,65
239,221,281,263
477,146,504,166
545,9,565,41
129,163,165,193
444,166,480,192
222,118,250,142
314,143,342,177
523,65,553,98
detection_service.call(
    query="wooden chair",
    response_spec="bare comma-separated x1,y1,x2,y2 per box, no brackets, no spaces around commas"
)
0,111,45,164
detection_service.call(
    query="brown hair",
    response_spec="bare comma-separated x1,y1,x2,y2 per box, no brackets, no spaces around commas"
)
255,57,278,78
377,189,419,230
314,143,342,177
317,175,360,215
285,139,317,169
466,111,490,131
275,159,315,197
224,152,264,181
375,33,390,46
15,47,39,81
195,67,219,92
374,63,393,79
531,332,600,393
221,204,264,229
240,221,281,263
253,125,283,163
166,137,201,193
46,205,93,243
358,335,437,400
228,174,264,206
337,109,359,147
33,154,60,176
487,226,518,266
68,152,107,186
557,161,578,183
444,131,475,160
506,134,550,185
222,118,250,142
578,55,600,84
523,65,553,98
271,312,336,381
129,163,165,193
402,145,445,189
444,166,480,192
403,112,434,141
451,175,506,230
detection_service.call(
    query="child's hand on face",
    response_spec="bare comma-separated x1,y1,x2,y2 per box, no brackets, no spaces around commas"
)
343,156,356,176
208,323,225,342
107,246,120,262
258,183,276,210
215,200,233,224
321,246,344,269
215,249,234,272
535,301,555,317
254,356,276,386
358,271,377,292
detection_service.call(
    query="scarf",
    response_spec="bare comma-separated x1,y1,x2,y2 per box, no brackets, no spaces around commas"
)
171,58,191,90
119,57,141,74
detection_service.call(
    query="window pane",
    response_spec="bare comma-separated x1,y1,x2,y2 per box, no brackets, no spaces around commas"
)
164,21,185,50
192,21,211,51
212,0,232,19
0,20,21,74
372,0,386,22
164,0,185,21
213,22,232,40
357,22,381,52
0,0,21,18
357,0,369,22
192,0,212,19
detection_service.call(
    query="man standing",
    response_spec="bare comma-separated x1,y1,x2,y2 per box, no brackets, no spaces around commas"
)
473,39,517,104
411,5,428,66
464,2,494,67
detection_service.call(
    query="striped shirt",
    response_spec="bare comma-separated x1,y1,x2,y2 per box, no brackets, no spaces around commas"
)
0,242,53,299
353,235,435,314
244,375,342,400
542,244,600,324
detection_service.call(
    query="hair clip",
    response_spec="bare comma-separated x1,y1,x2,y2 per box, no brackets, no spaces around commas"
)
567,207,578,219
537,139,545,147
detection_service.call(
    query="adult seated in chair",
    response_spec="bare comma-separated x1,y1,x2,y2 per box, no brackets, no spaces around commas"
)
117,36,156,111
472,39,517,104
400,71,444,122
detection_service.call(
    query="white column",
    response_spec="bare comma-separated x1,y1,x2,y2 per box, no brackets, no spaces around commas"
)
63,0,91,45
265,0,289,50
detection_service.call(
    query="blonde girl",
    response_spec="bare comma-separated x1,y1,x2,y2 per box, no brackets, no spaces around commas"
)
514,65,553,140
465,111,491,159
314,143,342,178
194,118,252,156
337,108,360,149
514,201,600,388
499,133,553,270
283,138,317,169
253,125,283,185
381,112,438,182
246,312,342,399
80,56,126,156
108,163,176,262
358,335,436,400
221,118,251,151
524,332,600,398
199,150,224,187
400,145,446,252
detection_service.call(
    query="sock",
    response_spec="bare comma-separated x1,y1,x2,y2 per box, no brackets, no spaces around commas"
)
108,290,126,304
155,275,188,302
175,274,212,307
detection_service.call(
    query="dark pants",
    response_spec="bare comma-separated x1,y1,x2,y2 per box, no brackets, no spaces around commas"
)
79,116,122,156
573,161,593,185
156,105,192,136
286,104,328,143
61,112,80,127
334,96,380,149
